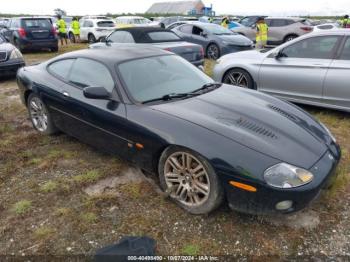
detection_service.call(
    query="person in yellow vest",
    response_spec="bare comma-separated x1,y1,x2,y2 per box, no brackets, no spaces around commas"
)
71,17,80,43
256,17,268,49
221,16,229,28
208,17,214,23
56,15,68,46
340,15,350,28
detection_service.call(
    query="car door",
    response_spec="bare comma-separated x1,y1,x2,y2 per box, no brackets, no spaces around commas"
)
191,25,208,47
323,35,350,109
258,35,342,103
266,19,287,44
46,57,131,159
80,20,90,40
175,24,193,42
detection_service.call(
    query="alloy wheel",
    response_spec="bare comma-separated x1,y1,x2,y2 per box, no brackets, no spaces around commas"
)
29,97,48,132
224,71,249,88
164,152,210,207
207,44,219,60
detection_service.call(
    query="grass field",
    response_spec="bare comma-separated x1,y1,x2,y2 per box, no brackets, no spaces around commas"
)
0,44,349,257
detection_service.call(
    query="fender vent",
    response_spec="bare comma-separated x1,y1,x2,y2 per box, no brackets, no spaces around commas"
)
236,118,277,139
268,105,298,121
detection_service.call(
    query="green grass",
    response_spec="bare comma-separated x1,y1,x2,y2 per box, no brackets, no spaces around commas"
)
80,212,98,224
73,170,102,184
33,226,55,240
12,200,32,215
40,181,58,193
181,244,200,256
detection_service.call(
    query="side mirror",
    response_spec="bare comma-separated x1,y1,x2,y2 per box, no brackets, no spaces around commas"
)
200,32,208,37
100,36,106,42
272,49,284,59
83,86,111,100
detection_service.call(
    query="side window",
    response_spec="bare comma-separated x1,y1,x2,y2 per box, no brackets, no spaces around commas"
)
271,19,287,27
179,24,193,34
265,19,272,27
339,38,350,60
48,59,75,80
82,21,89,27
69,58,115,92
192,26,203,36
283,36,340,59
108,31,135,43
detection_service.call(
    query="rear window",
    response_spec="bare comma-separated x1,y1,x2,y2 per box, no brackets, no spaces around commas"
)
148,31,181,42
22,19,51,29
301,19,313,26
97,21,115,27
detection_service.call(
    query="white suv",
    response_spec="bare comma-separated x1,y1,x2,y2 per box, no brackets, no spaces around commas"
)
80,19,115,43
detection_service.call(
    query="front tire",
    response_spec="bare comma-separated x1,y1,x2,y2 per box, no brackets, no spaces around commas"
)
223,68,255,89
284,34,298,43
27,93,58,135
88,34,96,43
206,43,220,60
158,146,223,215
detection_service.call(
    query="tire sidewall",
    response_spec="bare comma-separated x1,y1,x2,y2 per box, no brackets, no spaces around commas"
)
27,93,57,135
207,43,220,60
158,146,223,215
224,68,255,89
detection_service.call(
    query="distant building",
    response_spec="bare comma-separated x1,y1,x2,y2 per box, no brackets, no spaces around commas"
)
146,0,215,16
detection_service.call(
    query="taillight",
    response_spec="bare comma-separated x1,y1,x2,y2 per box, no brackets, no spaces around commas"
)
199,47,204,58
300,26,313,32
164,47,172,52
18,27,26,37
51,27,57,36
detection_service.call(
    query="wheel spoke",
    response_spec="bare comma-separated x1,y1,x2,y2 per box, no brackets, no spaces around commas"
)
169,156,182,171
228,74,236,84
165,172,181,183
194,181,209,196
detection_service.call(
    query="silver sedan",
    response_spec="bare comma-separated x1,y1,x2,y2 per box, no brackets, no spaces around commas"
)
213,30,350,112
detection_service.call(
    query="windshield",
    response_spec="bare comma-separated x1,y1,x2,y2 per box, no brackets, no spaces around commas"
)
239,17,257,27
118,55,213,103
204,24,233,35
134,18,151,24
22,19,52,29
148,31,181,42
97,21,115,27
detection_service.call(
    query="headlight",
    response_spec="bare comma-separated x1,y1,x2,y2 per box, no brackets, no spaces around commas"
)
264,163,313,188
9,48,23,60
319,122,336,143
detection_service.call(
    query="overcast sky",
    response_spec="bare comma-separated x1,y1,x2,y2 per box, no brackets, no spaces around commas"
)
1,0,349,16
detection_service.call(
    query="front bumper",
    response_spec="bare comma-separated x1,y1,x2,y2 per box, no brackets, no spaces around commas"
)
0,59,25,77
221,45,254,56
223,144,341,215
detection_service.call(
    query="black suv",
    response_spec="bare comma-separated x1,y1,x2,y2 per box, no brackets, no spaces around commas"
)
2,17,58,52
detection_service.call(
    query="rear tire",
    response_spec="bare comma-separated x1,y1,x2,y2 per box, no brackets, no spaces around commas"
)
284,34,298,43
27,93,58,135
223,68,255,89
158,146,223,215
206,43,220,60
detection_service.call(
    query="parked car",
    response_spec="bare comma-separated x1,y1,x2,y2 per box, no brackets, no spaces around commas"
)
233,17,313,45
238,16,266,27
80,18,115,43
0,34,25,77
90,27,204,67
213,30,350,112
313,23,339,32
172,22,253,59
152,16,197,28
17,46,340,215
2,17,58,52
0,18,10,28
115,16,152,28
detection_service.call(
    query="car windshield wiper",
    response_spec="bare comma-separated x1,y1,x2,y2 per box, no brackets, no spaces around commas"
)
142,92,200,104
142,83,222,104
191,82,222,93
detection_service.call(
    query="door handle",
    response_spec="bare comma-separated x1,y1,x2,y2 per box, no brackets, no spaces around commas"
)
62,91,70,97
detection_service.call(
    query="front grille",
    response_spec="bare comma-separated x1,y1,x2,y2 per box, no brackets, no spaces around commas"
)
236,118,277,139
0,51,7,62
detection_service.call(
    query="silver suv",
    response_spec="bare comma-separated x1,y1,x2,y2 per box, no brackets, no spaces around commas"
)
233,17,313,45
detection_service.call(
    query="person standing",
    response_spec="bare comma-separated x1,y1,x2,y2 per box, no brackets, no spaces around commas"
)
56,15,68,46
340,15,350,28
221,16,229,28
71,17,80,43
256,17,269,49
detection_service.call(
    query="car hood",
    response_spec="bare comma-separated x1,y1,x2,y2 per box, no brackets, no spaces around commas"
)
217,34,252,46
220,49,266,61
0,43,15,52
151,85,329,169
